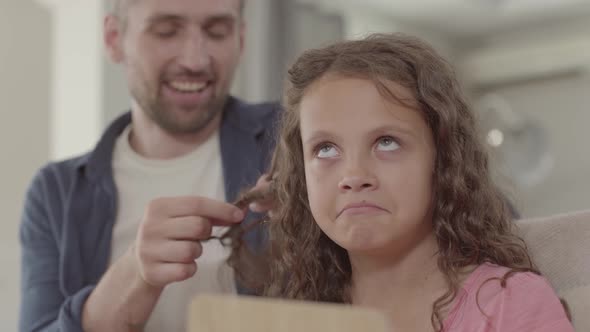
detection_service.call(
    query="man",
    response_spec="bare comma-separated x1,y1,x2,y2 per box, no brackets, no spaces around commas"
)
19,0,277,331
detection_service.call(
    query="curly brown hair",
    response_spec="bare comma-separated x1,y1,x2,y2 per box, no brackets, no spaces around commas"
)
227,33,540,331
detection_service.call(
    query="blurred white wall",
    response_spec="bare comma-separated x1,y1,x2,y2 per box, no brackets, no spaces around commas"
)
338,7,454,60
46,0,130,161
473,17,590,217
232,0,280,102
486,74,590,218
49,1,103,159
0,1,51,330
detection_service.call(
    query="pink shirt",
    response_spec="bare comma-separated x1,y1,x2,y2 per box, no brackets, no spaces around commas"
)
443,263,574,332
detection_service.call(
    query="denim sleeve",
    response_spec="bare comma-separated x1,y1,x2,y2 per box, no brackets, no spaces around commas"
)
19,169,94,332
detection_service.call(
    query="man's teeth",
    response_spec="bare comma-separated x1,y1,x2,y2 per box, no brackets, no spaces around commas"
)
169,81,207,92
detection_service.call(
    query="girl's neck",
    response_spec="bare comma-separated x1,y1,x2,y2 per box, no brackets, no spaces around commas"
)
349,233,448,331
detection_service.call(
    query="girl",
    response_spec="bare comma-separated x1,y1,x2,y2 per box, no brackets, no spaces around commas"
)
228,33,573,331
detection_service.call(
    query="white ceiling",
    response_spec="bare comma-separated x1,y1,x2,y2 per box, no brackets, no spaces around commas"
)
314,0,590,38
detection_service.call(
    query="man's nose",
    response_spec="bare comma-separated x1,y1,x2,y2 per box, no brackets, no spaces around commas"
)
178,32,211,72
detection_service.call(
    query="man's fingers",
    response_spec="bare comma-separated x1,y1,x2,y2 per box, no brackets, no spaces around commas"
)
164,216,237,240
148,196,244,222
147,240,203,264
164,217,213,240
142,262,198,286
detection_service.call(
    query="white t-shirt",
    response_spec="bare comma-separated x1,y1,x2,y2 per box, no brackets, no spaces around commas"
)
110,125,236,332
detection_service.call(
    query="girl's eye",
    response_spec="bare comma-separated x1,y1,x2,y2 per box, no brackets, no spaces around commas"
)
316,144,339,158
376,136,400,152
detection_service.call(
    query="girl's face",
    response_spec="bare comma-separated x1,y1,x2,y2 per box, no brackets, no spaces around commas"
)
300,75,436,256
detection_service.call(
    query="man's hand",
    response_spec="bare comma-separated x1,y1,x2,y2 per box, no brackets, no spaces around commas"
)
134,196,245,288
82,196,245,331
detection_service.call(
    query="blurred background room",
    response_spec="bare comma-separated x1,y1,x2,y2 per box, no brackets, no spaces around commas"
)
2,0,589,329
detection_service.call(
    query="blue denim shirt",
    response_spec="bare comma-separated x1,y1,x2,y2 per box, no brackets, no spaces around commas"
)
19,97,280,332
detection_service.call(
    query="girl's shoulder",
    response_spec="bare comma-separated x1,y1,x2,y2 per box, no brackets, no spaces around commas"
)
461,262,547,295
444,263,573,331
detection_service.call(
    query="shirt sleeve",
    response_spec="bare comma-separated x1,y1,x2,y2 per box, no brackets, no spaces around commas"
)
19,169,92,332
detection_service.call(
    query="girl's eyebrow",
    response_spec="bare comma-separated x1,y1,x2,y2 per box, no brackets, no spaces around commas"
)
303,124,417,146
367,124,417,139
302,130,335,146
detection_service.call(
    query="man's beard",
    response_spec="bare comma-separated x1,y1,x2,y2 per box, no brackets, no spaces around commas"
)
130,75,228,135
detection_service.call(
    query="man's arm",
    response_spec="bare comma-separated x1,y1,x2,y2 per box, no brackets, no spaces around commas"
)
81,246,163,331
81,197,245,331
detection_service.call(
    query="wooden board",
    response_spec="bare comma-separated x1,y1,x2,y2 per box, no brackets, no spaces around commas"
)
188,294,389,332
